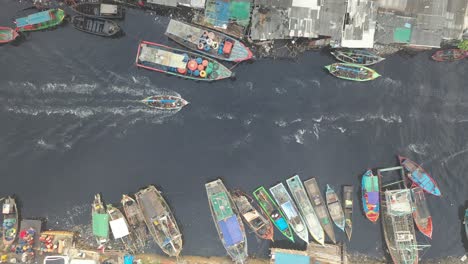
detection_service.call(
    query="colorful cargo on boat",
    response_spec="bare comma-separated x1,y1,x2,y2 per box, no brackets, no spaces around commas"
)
362,169,380,223
399,156,441,196
15,9,65,32
325,63,380,81
2,197,18,246
0,27,19,44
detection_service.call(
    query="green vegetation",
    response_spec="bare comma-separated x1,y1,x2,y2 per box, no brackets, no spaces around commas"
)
458,40,468,50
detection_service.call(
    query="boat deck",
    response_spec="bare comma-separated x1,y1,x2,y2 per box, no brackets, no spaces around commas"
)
211,192,234,221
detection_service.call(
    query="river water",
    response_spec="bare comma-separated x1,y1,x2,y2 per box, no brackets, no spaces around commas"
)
1,0,468,261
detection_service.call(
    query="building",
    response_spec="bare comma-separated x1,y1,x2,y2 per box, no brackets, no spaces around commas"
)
341,0,377,48
145,0,205,8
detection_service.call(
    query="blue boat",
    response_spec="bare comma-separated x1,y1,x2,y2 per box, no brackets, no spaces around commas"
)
399,156,441,196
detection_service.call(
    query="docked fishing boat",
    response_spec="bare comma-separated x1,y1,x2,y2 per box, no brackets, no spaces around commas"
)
232,190,274,241
71,16,121,37
15,9,65,32
107,204,137,253
303,178,336,243
398,156,441,196
165,19,253,62
0,27,19,44
465,208,468,241
2,197,18,246
331,49,385,66
325,63,380,81
92,194,109,247
135,185,182,257
206,180,247,263
72,3,124,19
325,185,345,231
141,95,188,110
286,175,325,245
270,183,309,243
411,187,433,239
121,194,147,248
136,41,233,81
362,169,380,222
431,49,466,62
253,186,294,242
343,185,353,241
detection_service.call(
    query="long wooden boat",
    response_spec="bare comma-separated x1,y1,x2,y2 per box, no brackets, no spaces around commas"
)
231,190,274,241
107,204,137,253
411,187,432,239
286,175,325,245
136,40,233,81
15,9,65,32
72,3,124,19
92,194,109,247
270,183,309,243
165,19,253,63
206,180,247,263
325,185,345,232
343,185,353,241
121,194,147,248
135,185,183,257
331,49,385,66
253,186,294,242
0,27,19,44
71,16,121,37
431,49,466,62
465,208,468,241
325,63,380,81
2,197,18,246
398,156,441,196
362,169,380,222
303,178,336,243
141,95,188,110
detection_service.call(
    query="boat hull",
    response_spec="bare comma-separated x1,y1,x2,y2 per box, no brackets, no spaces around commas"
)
465,209,468,241
107,205,137,253
325,63,380,81
362,169,380,223
411,187,433,239
141,95,188,110
71,16,121,37
15,9,65,32
92,194,109,246
121,195,147,249
0,27,19,44
331,49,385,66
398,156,441,196
326,185,345,231
343,185,353,241
431,49,466,62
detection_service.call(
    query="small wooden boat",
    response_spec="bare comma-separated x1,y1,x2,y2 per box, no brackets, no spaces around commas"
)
286,175,325,245
73,3,124,19
325,63,380,81
135,185,183,257
325,185,345,231
331,49,385,66
362,169,380,222
206,180,247,263
141,95,188,110
121,194,147,248
411,187,433,239
231,190,274,241
431,49,466,62
165,19,254,62
270,183,309,243
399,156,441,196
343,185,353,241
71,16,121,37
92,194,109,247
136,41,233,81
107,204,137,253
2,197,18,246
15,9,65,32
0,27,19,44
253,186,294,242
303,178,336,243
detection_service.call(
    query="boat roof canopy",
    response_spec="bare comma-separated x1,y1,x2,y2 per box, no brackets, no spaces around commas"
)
16,10,52,27
139,45,187,69
273,252,310,264
219,215,243,247
92,213,109,237
109,218,129,239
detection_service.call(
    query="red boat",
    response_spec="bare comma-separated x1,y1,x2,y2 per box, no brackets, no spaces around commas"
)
431,49,466,62
0,27,19,44
411,187,433,239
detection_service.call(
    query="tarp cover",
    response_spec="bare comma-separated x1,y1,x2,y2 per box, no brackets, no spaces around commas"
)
218,215,242,247
280,201,298,219
274,252,310,264
100,4,118,14
274,217,288,231
109,218,129,239
16,11,51,27
367,192,379,205
124,255,134,264
92,213,109,237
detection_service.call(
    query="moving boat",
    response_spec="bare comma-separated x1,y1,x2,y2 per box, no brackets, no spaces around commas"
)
141,95,188,110
303,178,336,243
431,49,466,62
253,186,294,242
231,190,274,241
398,156,441,196
107,204,137,253
71,16,121,37
270,183,309,243
135,185,183,257
121,195,147,248
411,187,433,239
165,19,253,62
0,27,19,44
92,194,109,247
72,3,124,19
331,49,385,66
343,185,353,241
2,197,18,246
136,41,233,81
362,169,380,222
325,185,345,231
286,175,325,245
15,9,65,32
325,63,380,81
206,180,247,263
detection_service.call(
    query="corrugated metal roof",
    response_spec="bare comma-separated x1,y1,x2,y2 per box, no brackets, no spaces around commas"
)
274,252,310,264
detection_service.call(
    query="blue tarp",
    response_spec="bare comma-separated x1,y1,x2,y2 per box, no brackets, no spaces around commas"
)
274,217,288,231
16,11,51,27
274,252,310,264
123,255,134,264
218,215,242,247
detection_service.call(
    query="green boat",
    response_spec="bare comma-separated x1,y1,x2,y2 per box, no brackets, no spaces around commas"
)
15,9,65,32
325,63,380,81
253,186,294,242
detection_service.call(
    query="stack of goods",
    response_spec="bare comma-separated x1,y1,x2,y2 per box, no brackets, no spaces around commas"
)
14,228,36,255
185,57,217,78
39,234,58,253
197,31,233,58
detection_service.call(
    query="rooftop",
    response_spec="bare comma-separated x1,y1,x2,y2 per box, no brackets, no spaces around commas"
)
318,0,347,43
341,0,377,48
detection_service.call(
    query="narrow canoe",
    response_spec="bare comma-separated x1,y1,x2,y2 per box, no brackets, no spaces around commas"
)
253,186,294,242
141,95,188,110
73,3,124,19
331,49,385,66
71,16,121,37
2,197,18,246
15,9,65,32
325,63,380,81
465,208,468,241
0,27,19,44
325,185,345,231
92,194,109,247
107,204,137,253
121,194,147,249
362,169,380,222
411,187,433,239
431,49,466,62
399,156,441,196
343,185,353,241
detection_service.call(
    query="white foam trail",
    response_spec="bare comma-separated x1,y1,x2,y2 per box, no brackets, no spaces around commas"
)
408,143,428,155
294,129,306,144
